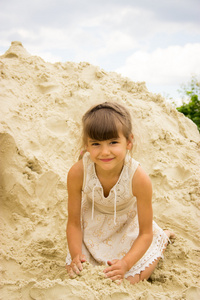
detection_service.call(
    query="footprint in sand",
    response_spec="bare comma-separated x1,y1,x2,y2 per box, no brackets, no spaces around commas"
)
184,286,200,300
29,283,89,300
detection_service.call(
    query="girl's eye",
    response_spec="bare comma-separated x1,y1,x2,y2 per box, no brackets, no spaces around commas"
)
92,143,100,146
110,141,118,145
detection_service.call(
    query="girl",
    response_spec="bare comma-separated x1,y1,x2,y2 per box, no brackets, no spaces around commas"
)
66,101,174,284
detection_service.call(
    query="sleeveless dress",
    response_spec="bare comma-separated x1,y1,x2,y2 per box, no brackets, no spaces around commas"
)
66,152,169,278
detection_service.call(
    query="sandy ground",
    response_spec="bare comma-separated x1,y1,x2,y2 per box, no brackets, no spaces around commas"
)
0,41,200,300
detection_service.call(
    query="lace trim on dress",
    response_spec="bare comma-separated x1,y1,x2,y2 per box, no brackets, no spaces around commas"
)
124,229,169,278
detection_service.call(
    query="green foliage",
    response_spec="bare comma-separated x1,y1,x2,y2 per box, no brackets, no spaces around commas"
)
177,76,200,131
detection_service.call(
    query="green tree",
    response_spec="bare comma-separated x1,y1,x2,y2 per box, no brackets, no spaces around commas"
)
177,76,200,131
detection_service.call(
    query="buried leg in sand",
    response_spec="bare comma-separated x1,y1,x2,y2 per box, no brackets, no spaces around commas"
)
125,230,176,285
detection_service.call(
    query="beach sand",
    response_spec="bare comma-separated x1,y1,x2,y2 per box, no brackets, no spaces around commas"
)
0,41,200,299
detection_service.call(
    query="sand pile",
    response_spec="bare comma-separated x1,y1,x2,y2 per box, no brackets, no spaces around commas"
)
0,41,200,300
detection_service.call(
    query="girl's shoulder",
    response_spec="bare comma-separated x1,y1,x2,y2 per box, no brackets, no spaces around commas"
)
132,165,152,198
125,156,140,179
67,159,84,187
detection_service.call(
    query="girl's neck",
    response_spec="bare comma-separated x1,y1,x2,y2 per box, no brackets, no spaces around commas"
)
95,160,124,179
94,161,125,198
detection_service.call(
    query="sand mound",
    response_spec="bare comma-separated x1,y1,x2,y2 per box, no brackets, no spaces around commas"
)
0,41,200,299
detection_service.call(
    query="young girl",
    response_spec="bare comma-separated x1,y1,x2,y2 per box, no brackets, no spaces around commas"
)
66,101,174,284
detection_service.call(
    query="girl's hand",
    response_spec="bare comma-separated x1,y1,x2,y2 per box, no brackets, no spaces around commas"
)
66,254,86,278
103,259,129,282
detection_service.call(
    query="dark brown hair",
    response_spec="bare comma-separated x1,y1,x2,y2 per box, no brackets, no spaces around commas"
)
82,102,132,146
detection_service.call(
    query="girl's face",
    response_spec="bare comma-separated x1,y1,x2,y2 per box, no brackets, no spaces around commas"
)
86,132,133,173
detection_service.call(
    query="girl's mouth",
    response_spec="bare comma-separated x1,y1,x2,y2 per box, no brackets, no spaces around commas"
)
100,158,114,162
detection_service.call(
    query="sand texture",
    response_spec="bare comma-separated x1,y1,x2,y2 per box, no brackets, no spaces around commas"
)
0,41,200,299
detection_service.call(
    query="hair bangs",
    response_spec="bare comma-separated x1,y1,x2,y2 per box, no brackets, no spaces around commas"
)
84,109,120,142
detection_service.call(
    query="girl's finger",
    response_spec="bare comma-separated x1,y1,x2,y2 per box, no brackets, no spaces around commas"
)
104,263,118,273
80,255,86,263
76,261,83,271
66,265,76,278
115,279,122,285
107,259,118,266
72,263,81,275
69,269,76,278
108,274,122,282
105,269,119,278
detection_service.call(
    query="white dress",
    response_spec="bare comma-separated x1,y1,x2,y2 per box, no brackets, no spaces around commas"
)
66,152,169,278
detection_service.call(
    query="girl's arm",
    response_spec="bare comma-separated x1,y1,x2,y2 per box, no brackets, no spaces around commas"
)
66,160,85,276
122,165,153,268
104,165,153,280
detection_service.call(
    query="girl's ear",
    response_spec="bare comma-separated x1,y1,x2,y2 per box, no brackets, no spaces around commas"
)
126,134,134,150
78,149,87,160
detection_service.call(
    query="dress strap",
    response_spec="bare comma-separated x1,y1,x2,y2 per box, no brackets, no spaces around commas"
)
92,184,98,220
113,188,117,225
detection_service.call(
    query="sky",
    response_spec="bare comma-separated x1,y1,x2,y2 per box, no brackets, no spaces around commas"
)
1,0,200,103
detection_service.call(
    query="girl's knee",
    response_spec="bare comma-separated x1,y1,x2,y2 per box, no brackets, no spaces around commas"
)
126,273,141,284
126,267,154,284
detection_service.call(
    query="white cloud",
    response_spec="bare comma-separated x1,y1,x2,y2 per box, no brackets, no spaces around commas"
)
91,31,138,56
116,43,200,87
1,0,200,99
35,51,62,63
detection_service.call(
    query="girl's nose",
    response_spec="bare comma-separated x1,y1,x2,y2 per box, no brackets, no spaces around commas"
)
101,145,110,155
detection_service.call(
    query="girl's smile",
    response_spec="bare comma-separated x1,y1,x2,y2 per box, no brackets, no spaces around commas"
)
99,158,114,162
